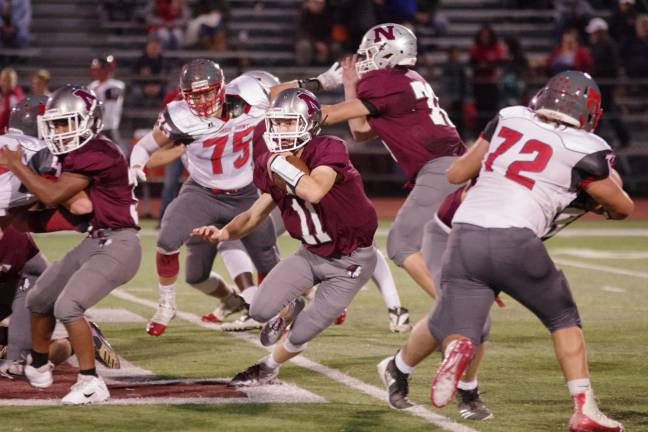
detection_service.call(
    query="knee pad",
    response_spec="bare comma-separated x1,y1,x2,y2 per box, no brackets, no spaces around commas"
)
156,250,180,278
544,307,582,332
53,298,84,324
248,302,271,324
25,289,51,315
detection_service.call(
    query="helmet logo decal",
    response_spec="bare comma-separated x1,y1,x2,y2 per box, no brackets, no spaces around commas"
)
297,92,320,116
373,25,395,42
73,89,96,110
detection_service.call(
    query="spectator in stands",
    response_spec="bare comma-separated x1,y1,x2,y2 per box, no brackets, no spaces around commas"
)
438,46,467,138
500,35,530,106
415,0,448,35
185,0,228,50
29,68,51,97
0,67,23,132
88,57,127,155
553,0,594,41
331,0,379,54
98,0,137,22
0,0,31,48
469,25,506,134
587,17,630,148
381,0,417,24
296,0,333,66
547,28,592,75
622,14,648,76
609,0,640,45
131,36,166,108
145,0,190,50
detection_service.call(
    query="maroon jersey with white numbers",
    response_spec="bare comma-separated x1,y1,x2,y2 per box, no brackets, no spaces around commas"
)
254,136,377,258
357,68,466,179
252,121,268,162
0,226,39,285
61,135,138,230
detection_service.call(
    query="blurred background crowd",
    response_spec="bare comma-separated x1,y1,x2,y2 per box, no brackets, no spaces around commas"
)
0,0,646,204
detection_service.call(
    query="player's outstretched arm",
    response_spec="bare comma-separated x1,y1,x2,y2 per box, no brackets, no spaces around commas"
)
446,137,489,184
321,99,371,126
584,171,634,220
130,127,172,181
192,193,276,242
147,145,186,169
340,54,376,142
0,147,89,207
269,62,342,101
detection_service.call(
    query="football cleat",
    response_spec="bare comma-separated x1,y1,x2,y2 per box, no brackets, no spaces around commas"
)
456,387,494,420
146,300,176,336
216,313,263,331
335,308,347,325
61,374,110,405
89,321,120,369
430,338,475,408
377,355,414,410
260,297,306,347
201,292,246,323
229,359,279,387
24,361,54,388
568,390,624,432
388,307,412,333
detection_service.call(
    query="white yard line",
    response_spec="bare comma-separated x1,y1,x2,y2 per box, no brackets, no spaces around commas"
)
600,286,626,293
552,249,648,260
111,289,479,432
554,258,648,279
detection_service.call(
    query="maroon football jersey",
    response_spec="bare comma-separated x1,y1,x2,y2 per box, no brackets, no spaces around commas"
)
61,135,138,230
357,68,466,179
254,136,377,258
252,121,268,162
0,226,39,285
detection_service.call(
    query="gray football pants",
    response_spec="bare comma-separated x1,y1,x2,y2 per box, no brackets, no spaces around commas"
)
5,252,48,360
157,180,279,283
428,224,581,349
250,245,377,347
387,157,462,266
422,219,490,343
27,229,141,323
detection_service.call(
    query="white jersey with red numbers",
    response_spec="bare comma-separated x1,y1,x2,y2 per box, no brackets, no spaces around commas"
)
453,106,613,237
0,133,58,215
156,76,267,190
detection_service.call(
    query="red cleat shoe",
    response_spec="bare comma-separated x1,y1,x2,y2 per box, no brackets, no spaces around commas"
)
201,313,222,323
335,308,347,325
430,337,475,408
146,321,168,336
569,390,624,432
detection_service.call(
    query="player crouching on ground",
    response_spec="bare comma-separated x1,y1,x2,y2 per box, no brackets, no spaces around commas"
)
0,85,141,405
192,89,378,385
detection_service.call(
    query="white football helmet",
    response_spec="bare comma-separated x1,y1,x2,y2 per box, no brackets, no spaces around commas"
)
356,23,417,76
264,88,321,153
37,85,103,155
241,70,280,93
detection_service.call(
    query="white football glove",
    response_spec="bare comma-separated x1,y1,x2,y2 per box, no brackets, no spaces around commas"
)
129,165,147,186
316,62,342,91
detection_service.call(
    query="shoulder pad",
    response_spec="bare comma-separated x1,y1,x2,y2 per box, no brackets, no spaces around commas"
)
226,75,269,111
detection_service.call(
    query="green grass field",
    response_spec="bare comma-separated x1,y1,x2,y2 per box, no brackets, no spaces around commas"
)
3,219,648,432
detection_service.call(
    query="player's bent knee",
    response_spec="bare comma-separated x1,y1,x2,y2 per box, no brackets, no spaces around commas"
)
53,298,85,323
544,307,582,333
248,303,273,323
26,289,52,315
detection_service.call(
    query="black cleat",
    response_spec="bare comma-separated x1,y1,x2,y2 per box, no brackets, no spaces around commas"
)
377,355,414,409
456,387,494,420
260,297,306,347
229,360,279,387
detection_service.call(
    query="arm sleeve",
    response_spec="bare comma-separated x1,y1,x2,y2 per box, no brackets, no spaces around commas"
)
572,150,613,190
156,108,194,145
480,115,500,142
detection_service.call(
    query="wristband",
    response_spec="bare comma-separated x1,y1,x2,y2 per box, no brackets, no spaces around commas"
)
270,155,305,188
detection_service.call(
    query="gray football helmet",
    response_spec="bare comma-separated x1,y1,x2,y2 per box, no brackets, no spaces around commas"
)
530,70,602,132
8,95,49,145
264,88,321,153
37,84,103,155
180,58,225,117
356,23,417,76
242,70,280,93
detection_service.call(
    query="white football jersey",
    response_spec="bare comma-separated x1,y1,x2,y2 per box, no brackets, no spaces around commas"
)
157,76,268,190
0,134,56,215
88,78,125,131
454,106,612,237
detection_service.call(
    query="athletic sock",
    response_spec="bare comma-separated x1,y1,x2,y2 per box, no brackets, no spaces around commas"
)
394,350,414,375
30,350,49,368
80,368,97,377
567,378,591,396
457,379,479,391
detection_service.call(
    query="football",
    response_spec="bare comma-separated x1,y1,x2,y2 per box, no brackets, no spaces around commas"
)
271,154,310,190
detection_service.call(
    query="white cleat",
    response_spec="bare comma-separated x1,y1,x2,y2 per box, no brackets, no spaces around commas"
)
146,300,176,336
569,389,624,432
388,307,412,333
61,374,110,405
24,361,54,388
201,293,246,323
216,314,263,331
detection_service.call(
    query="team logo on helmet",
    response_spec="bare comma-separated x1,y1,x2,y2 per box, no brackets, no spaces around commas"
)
297,92,320,116
73,89,97,111
373,25,395,42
